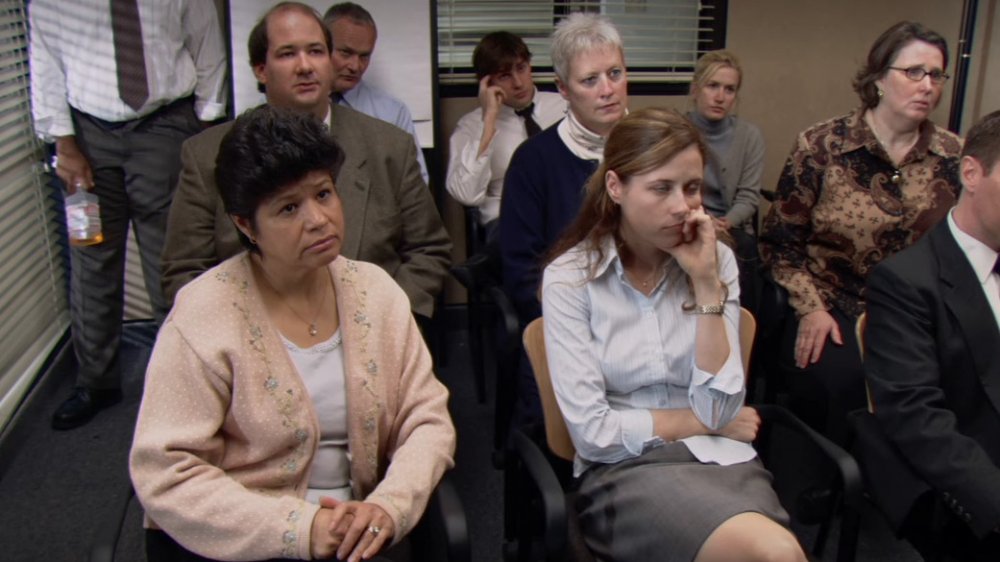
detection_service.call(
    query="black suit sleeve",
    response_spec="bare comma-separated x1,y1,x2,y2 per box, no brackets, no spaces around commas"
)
865,264,1000,537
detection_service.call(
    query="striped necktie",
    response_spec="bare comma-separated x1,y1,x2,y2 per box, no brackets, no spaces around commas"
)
111,0,149,111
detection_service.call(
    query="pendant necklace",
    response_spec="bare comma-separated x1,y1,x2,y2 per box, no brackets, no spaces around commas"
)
258,263,328,337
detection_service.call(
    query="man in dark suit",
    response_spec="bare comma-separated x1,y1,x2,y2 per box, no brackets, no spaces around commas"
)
864,109,1000,561
160,1,450,321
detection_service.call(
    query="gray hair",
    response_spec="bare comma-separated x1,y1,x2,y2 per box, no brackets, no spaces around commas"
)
551,12,623,82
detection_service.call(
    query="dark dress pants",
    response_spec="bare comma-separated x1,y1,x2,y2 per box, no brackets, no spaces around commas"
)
777,306,866,445
68,100,201,390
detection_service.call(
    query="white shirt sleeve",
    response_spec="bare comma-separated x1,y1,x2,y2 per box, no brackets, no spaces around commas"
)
445,111,493,208
29,2,74,139
181,0,227,122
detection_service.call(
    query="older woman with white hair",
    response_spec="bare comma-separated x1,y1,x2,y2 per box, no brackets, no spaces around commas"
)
499,12,628,428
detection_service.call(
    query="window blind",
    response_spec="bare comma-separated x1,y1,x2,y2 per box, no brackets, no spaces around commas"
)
0,0,70,431
437,0,726,85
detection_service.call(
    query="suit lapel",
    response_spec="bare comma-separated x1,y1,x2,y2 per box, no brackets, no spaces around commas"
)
934,225,1000,414
328,103,370,260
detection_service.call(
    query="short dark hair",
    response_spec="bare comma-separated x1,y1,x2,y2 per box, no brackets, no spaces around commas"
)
248,2,333,93
472,31,531,80
322,2,376,30
852,21,949,110
216,105,346,252
962,110,1000,176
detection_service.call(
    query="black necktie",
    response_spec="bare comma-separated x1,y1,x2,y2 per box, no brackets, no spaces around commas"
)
515,104,542,138
994,255,1000,276
111,0,149,111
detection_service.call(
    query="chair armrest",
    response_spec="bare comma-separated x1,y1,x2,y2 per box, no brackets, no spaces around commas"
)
755,403,861,562
88,485,134,562
756,404,863,508
487,286,520,357
410,474,470,562
490,286,522,465
510,428,567,560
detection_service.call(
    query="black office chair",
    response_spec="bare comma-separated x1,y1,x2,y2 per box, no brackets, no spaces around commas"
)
506,314,863,562
449,206,522,469
90,476,471,562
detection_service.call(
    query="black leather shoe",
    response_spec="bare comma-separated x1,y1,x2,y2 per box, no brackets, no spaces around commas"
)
51,387,123,430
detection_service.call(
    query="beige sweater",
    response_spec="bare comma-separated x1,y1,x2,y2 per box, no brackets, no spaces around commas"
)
129,254,456,560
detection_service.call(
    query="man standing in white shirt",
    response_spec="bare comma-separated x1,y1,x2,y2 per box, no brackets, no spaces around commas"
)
29,0,227,430
322,2,428,183
446,31,567,240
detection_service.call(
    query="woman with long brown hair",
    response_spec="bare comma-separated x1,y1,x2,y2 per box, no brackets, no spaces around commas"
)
541,108,804,561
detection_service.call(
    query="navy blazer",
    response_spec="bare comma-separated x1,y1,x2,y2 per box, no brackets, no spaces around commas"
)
864,220,1000,538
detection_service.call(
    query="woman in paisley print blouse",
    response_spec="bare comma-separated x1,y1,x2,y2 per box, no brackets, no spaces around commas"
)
129,106,455,562
759,21,962,442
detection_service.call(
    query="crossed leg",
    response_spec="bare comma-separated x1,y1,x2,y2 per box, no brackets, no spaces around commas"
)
695,512,806,562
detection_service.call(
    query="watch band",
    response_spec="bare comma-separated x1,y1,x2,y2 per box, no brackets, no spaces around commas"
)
689,301,725,315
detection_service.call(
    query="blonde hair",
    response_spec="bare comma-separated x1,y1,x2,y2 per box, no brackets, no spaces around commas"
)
690,49,742,94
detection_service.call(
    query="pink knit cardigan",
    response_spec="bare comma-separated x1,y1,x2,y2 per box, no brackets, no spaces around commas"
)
129,254,456,560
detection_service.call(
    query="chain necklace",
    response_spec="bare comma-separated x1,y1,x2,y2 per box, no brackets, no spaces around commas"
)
257,262,329,337
630,263,665,292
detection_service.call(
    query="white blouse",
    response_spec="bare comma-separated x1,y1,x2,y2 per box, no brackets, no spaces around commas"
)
282,330,352,503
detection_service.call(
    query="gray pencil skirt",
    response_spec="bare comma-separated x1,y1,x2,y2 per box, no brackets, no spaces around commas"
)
576,442,789,562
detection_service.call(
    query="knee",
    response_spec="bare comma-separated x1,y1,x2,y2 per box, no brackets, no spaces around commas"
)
745,530,806,562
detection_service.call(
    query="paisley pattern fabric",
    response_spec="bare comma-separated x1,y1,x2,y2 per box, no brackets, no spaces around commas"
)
760,109,961,318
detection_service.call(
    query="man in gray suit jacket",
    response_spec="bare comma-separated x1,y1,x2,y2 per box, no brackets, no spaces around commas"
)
863,110,1000,561
161,2,450,320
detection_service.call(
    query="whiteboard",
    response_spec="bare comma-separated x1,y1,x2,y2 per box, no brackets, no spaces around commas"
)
228,0,434,147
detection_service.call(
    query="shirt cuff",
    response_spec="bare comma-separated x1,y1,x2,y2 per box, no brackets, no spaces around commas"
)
689,349,744,395
619,408,662,455
195,100,226,122
35,118,75,142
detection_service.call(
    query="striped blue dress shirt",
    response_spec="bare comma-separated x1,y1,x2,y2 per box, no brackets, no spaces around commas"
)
542,236,754,476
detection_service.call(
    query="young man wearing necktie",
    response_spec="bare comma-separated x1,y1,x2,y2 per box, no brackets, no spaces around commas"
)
445,31,567,240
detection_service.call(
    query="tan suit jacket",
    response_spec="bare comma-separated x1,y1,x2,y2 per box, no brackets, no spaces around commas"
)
160,103,450,318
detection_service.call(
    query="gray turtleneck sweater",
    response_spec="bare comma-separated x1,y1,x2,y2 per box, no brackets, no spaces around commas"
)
687,111,765,230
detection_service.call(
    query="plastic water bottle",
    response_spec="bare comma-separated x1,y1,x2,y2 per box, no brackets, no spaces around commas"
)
64,189,104,246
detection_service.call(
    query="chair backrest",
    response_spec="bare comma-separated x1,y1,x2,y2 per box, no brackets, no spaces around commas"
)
523,307,757,463
522,317,576,462
854,312,875,413
738,307,755,375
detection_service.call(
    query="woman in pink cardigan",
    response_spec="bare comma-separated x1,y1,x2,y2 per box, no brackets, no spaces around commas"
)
129,106,456,562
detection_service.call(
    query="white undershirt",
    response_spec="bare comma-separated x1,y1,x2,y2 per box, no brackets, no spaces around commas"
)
281,329,353,503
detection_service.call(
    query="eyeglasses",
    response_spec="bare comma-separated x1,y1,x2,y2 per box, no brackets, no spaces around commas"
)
889,66,950,84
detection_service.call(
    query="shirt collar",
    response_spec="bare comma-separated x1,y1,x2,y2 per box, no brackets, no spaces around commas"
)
838,107,950,161
948,208,1000,285
594,235,672,293
499,87,540,118
338,81,363,107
